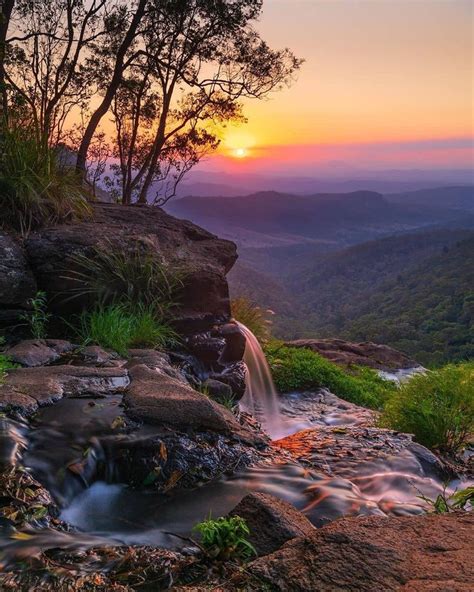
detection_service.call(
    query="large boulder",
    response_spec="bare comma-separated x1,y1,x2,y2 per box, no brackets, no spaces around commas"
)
230,493,314,556
0,232,37,326
5,339,75,367
24,204,237,334
285,338,418,370
246,512,474,592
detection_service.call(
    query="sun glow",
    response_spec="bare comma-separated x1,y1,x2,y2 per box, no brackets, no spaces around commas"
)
234,147,248,158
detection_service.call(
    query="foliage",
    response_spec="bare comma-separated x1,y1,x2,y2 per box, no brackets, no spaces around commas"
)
193,515,256,561
380,363,474,453
0,337,15,383
231,297,272,343
20,291,51,340
265,342,396,409
0,127,91,233
64,243,182,317
417,485,474,514
76,304,178,356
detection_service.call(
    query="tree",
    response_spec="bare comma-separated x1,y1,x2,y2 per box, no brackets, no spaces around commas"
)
0,0,15,121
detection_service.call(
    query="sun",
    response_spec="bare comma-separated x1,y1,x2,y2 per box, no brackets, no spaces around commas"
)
234,147,248,159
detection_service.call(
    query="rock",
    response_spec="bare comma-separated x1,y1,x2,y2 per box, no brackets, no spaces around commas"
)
229,493,314,556
213,322,246,363
247,513,474,592
0,366,129,416
123,364,263,444
24,204,237,334
285,338,419,371
0,233,37,313
80,345,119,365
5,339,74,367
202,378,233,403
208,361,247,400
126,348,185,382
186,332,226,363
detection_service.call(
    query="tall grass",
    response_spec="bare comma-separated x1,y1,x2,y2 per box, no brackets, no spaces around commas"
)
231,297,272,343
0,127,90,233
265,341,396,409
76,305,179,356
380,363,473,453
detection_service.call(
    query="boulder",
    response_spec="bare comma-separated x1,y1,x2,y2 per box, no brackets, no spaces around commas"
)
123,364,263,445
24,204,237,334
0,232,37,326
229,493,314,556
213,322,246,363
208,361,247,400
125,348,185,382
247,513,474,592
0,366,129,416
202,378,233,404
285,338,418,371
5,339,75,367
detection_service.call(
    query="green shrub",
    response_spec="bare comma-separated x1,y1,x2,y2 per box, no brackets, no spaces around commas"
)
231,297,272,343
193,515,256,561
265,342,395,409
380,363,474,453
0,127,90,233
418,485,474,514
64,244,182,318
76,305,178,356
20,291,51,339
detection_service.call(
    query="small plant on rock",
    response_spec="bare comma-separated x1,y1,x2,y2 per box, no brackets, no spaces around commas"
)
231,297,273,343
20,291,51,340
417,485,474,514
0,337,15,383
193,515,256,561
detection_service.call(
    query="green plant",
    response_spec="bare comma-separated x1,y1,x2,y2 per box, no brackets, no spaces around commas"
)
417,485,474,514
0,338,15,383
380,363,474,453
20,291,51,339
0,126,90,233
231,297,272,343
76,304,178,356
265,341,395,409
193,515,256,561
64,244,182,317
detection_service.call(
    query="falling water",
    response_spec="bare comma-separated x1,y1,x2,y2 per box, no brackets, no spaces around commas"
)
236,321,285,438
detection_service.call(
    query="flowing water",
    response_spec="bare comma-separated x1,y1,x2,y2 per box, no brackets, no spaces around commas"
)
0,325,471,559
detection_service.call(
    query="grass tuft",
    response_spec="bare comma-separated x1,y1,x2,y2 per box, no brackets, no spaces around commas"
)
193,515,256,561
231,297,272,343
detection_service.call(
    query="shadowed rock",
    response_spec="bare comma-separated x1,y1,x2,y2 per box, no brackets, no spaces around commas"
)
5,339,75,367
230,492,314,556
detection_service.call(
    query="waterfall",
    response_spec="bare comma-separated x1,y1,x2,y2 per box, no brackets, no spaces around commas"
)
237,322,284,439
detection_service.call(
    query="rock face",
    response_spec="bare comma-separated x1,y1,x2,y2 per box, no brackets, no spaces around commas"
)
24,204,237,333
0,232,37,326
247,512,474,592
286,338,418,370
230,492,314,556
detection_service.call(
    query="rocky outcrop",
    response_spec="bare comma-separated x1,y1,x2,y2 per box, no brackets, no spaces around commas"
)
230,492,314,556
23,204,237,333
286,338,418,370
246,512,474,592
0,366,129,415
0,233,37,326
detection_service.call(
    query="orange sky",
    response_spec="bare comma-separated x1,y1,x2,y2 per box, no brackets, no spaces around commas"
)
218,0,473,168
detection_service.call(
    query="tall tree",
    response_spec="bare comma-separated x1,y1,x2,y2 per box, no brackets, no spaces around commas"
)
0,0,14,121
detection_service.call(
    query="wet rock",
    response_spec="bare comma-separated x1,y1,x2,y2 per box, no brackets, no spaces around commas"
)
213,322,246,363
229,492,314,556
126,348,185,382
285,338,418,371
0,366,130,416
5,339,74,367
202,378,233,403
247,513,474,592
186,332,226,364
24,203,237,335
124,365,261,444
0,233,37,318
80,345,119,366
208,361,247,400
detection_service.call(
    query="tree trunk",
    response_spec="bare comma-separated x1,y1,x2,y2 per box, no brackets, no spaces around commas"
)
0,0,15,123
75,0,148,174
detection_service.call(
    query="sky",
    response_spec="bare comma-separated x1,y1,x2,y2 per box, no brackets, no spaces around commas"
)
209,0,473,174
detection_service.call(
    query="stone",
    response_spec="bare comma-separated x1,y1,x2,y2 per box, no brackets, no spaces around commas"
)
123,364,263,444
208,361,247,400
247,513,474,592
24,203,237,334
285,338,419,371
216,322,247,363
126,348,185,382
202,378,233,403
5,339,74,367
0,233,37,311
186,333,226,363
0,366,130,416
80,345,118,365
229,493,314,556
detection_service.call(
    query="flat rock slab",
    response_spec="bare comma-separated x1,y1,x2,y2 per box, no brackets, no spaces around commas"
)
285,338,418,371
230,492,314,556
246,512,474,591
0,366,129,415
124,364,264,445
5,339,75,367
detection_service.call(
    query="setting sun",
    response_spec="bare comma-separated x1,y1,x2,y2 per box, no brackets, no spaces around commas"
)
234,148,248,158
